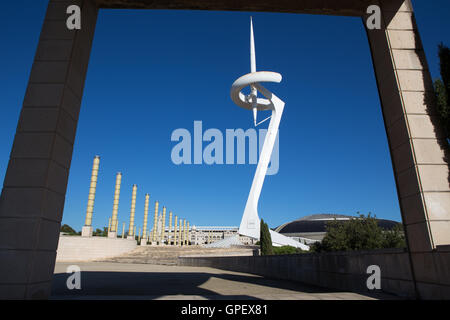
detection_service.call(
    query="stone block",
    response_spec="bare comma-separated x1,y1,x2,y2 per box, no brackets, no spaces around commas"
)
23,84,65,107
417,165,450,193
11,132,55,159
29,251,57,283
392,49,426,70
407,114,445,139
405,222,433,252
424,192,450,221
429,221,450,247
396,166,421,198
402,91,435,115
386,11,414,30
0,187,64,222
81,226,92,237
412,138,448,165
388,30,419,49
30,61,69,83
386,116,410,149
0,249,33,284
390,140,414,173
36,39,74,61
400,194,426,225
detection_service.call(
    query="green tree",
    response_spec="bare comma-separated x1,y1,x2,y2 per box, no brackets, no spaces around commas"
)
60,224,77,235
434,43,450,139
93,227,108,237
260,219,273,255
311,213,406,252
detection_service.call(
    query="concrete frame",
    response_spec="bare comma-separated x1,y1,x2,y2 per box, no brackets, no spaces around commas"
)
0,0,448,299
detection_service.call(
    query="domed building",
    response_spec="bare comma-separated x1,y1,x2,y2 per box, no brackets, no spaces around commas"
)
274,214,401,244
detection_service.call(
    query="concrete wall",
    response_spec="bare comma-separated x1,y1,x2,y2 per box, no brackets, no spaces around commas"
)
56,236,137,262
179,246,450,299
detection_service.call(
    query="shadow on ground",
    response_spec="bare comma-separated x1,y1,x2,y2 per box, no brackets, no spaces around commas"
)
51,269,391,300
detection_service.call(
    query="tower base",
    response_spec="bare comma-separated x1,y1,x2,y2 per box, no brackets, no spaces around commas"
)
108,231,117,238
81,226,93,237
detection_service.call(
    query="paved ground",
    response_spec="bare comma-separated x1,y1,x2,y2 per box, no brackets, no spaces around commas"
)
51,262,397,300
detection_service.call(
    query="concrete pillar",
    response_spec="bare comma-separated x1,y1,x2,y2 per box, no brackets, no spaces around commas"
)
127,184,137,240
140,194,149,246
160,207,166,245
179,219,183,246
174,215,178,246
365,0,450,298
187,221,190,246
169,211,172,245
108,172,122,238
183,220,187,245
0,0,98,299
82,155,100,236
151,201,159,244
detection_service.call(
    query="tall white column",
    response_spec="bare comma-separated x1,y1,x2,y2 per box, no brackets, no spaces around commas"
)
127,184,137,240
169,211,173,245
160,207,166,245
174,215,178,246
82,155,100,237
141,193,150,246
151,201,159,244
108,172,122,238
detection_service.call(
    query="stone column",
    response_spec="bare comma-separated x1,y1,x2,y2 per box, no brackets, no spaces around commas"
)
108,172,122,238
127,184,137,240
169,211,172,245
82,155,100,236
0,0,98,299
179,219,183,246
140,193,149,246
160,207,166,245
365,0,450,298
122,222,125,239
183,220,187,245
151,201,159,244
187,221,190,246
174,215,178,246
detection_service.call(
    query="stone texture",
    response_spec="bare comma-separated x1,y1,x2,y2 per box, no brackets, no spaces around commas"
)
0,0,98,300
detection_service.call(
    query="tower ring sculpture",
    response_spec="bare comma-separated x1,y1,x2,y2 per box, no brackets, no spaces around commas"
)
230,71,282,111
229,18,309,250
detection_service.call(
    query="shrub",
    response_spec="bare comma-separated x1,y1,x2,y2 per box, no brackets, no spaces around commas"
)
312,213,406,253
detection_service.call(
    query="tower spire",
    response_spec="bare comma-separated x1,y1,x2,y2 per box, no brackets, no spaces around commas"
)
250,17,258,126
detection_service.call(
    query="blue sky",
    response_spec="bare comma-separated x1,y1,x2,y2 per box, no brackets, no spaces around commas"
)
0,1,449,232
